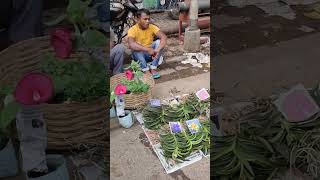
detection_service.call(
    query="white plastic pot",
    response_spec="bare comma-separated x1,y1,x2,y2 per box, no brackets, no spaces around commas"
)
0,139,18,178
110,106,116,118
26,154,69,180
118,110,134,128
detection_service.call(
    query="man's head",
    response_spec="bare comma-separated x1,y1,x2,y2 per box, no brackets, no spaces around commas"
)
135,9,151,30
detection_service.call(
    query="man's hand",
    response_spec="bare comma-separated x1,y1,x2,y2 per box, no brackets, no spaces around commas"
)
152,48,161,59
147,48,156,56
110,41,115,49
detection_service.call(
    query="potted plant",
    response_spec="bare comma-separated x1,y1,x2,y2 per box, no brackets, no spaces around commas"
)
121,61,150,95
113,84,134,128
0,86,20,178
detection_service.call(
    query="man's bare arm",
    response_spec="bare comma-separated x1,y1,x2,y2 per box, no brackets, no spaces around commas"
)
155,31,167,51
128,37,149,52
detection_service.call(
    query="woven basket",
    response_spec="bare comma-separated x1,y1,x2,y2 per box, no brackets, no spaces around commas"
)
0,36,107,150
110,72,155,109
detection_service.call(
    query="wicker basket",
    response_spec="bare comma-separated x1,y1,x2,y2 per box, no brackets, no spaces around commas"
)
110,72,155,109
0,36,107,150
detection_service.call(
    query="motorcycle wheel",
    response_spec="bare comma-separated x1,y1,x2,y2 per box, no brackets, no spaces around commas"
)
168,8,179,20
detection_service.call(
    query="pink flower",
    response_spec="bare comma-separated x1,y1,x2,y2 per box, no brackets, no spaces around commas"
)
50,27,73,58
15,73,54,105
125,70,134,80
114,84,127,95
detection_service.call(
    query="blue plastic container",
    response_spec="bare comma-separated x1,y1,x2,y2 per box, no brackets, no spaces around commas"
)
118,110,134,128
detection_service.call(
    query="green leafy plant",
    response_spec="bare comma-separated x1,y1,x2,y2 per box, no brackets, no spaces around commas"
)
213,135,279,180
45,0,92,30
160,123,210,162
127,61,144,79
142,94,208,130
121,79,149,94
212,94,320,180
0,86,20,150
40,54,107,102
45,0,106,50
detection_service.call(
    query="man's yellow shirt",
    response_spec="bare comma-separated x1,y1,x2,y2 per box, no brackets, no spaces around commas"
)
127,24,160,48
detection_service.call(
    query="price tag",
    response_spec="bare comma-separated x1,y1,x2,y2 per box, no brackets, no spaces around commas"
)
150,99,161,107
186,119,202,134
196,88,210,101
169,122,183,134
115,95,125,117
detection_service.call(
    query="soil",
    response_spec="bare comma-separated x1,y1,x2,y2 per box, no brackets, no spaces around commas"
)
213,2,320,56
155,62,210,84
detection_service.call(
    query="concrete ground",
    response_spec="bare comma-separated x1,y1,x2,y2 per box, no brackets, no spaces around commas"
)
214,32,320,105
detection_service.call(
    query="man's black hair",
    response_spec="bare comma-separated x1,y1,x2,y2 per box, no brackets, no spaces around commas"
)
135,9,151,18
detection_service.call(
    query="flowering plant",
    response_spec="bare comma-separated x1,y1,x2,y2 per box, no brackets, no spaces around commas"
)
110,84,127,105
114,84,127,95
50,28,73,58
125,70,134,80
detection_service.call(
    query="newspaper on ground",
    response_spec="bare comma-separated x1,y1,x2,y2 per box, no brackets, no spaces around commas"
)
181,53,210,68
152,143,203,174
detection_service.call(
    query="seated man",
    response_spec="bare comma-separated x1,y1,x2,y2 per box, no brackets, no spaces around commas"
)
127,9,167,79
110,29,125,75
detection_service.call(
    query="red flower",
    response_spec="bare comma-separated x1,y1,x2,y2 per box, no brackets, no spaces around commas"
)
15,73,54,105
50,27,73,58
114,84,127,95
125,70,134,80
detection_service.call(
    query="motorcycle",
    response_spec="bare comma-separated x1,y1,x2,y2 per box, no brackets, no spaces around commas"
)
110,0,142,44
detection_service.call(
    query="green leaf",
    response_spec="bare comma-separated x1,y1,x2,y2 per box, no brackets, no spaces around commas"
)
53,76,66,93
44,14,66,26
0,102,20,131
74,33,86,51
82,29,107,48
0,84,14,97
66,0,92,29
110,92,116,104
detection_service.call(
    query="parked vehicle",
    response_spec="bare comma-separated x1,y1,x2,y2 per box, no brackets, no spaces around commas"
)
111,0,142,44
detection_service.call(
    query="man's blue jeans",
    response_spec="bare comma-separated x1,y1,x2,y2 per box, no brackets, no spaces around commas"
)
132,40,164,72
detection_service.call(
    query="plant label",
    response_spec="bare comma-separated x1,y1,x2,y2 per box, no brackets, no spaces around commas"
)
150,99,161,107
186,119,202,134
274,84,320,122
196,88,210,101
115,95,125,117
169,122,183,134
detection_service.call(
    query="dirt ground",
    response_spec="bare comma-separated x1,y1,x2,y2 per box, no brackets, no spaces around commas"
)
213,1,320,105
213,2,320,56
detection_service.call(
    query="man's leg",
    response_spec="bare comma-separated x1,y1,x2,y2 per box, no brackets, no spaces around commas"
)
9,0,43,44
110,44,125,75
132,51,150,72
150,39,164,70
